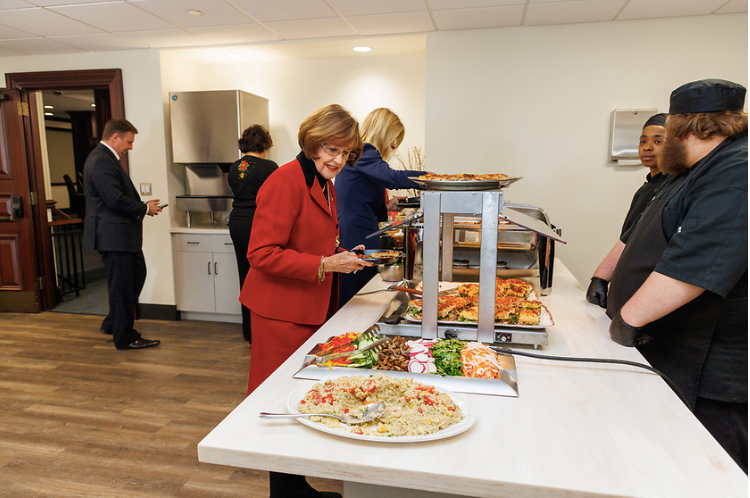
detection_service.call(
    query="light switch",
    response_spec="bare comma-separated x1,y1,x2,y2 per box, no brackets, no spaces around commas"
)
140,183,152,196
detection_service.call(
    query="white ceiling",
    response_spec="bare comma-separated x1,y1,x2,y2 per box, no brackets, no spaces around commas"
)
0,0,745,58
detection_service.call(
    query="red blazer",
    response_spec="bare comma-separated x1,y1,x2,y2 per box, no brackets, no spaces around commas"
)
240,158,341,325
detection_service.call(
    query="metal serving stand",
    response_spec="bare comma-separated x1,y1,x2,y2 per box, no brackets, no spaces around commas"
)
375,189,566,348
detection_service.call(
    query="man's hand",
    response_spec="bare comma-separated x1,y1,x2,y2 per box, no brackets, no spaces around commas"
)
146,199,162,216
585,277,609,308
609,311,648,347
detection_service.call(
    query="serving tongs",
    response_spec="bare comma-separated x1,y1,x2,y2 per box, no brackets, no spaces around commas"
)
365,212,424,240
315,336,391,365
357,282,405,296
390,285,456,297
314,324,380,358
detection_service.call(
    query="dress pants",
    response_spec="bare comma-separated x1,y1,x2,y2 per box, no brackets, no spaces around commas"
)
100,250,146,348
229,215,253,342
694,397,748,473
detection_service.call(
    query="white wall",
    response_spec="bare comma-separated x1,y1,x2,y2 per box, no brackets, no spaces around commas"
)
425,14,748,286
158,48,426,171
0,49,175,305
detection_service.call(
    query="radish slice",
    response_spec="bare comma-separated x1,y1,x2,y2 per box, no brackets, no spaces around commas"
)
412,352,430,363
408,361,427,374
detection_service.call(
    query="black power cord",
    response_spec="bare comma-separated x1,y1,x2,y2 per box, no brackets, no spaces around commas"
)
489,346,690,408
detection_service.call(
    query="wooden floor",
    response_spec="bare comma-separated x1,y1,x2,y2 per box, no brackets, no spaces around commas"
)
0,312,343,497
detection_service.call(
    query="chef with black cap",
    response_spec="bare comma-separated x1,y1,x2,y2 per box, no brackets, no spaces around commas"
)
606,79,748,472
586,112,669,306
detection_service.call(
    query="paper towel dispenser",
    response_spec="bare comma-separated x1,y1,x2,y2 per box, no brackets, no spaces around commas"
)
609,108,658,165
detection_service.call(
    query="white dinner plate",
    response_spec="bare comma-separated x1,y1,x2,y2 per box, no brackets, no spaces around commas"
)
285,381,476,443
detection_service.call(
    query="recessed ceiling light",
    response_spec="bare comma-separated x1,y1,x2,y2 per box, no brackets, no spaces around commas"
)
44,105,54,109
353,46,372,53
90,103,96,107
44,112,54,116
187,9,203,16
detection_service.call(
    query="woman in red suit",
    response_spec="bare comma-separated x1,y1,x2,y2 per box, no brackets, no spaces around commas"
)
239,104,372,498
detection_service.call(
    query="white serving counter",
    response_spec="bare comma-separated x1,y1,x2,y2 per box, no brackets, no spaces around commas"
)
197,259,747,498
170,224,230,235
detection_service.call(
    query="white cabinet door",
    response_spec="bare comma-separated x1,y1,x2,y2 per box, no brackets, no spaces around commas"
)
174,251,215,313
213,252,242,315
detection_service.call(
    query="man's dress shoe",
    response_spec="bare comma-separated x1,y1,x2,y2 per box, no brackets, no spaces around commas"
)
100,329,112,335
117,338,161,350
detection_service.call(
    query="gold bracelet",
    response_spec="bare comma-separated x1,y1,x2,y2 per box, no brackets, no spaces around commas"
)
317,255,326,282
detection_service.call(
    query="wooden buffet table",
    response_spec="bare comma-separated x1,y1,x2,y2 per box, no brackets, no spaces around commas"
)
198,260,747,498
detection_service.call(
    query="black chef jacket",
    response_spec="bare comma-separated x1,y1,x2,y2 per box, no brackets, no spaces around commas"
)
619,172,668,237
622,132,748,402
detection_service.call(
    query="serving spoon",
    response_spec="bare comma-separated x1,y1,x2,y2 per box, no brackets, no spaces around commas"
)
259,402,386,425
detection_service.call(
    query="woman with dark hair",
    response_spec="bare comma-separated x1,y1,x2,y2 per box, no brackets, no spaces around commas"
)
228,124,278,344
240,104,371,497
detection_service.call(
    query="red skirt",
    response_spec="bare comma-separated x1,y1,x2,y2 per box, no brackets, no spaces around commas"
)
247,311,319,395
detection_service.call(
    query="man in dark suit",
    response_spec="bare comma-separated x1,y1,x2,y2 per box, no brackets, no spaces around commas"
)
83,118,162,350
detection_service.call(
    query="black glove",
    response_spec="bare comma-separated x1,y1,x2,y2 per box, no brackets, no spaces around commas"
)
609,311,651,347
586,277,609,308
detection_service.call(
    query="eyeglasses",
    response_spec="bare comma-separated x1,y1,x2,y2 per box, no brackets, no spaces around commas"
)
321,144,357,161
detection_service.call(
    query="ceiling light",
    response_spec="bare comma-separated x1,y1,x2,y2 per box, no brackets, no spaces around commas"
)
90,103,96,107
353,46,372,53
187,9,203,16
44,105,54,109
225,53,245,59
44,112,54,116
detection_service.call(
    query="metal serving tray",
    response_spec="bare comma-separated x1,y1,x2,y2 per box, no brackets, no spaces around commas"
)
293,335,519,397
373,281,548,349
412,177,522,191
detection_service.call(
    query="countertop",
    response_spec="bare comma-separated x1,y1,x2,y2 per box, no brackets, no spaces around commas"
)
197,259,747,498
170,225,229,235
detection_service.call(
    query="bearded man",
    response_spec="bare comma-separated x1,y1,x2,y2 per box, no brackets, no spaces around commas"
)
606,79,748,473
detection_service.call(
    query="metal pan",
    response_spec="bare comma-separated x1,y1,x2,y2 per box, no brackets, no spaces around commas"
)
360,249,405,265
412,177,522,191
396,196,421,208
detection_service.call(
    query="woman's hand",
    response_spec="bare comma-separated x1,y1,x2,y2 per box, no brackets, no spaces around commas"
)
386,196,407,211
324,247,373,274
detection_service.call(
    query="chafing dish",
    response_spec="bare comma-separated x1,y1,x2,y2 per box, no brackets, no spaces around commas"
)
405,202,561,295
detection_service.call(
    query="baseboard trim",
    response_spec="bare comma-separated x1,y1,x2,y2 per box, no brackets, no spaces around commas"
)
138,303,180,321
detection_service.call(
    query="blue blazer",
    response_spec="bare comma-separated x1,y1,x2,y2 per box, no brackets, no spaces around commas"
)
83,144,147,252
335,143,422,250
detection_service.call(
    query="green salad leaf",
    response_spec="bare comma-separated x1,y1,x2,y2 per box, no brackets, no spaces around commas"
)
429,339,465,376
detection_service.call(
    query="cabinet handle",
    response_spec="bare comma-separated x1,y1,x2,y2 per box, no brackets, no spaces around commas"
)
214,262,218,275
208,262,212,275
187,241,200,245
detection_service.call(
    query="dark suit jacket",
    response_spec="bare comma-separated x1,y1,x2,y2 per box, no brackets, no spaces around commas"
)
239,158,342,326
83,143,146,252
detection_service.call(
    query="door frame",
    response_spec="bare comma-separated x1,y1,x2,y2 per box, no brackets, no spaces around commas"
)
4,69,126,311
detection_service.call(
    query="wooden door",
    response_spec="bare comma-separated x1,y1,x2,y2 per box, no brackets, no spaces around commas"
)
0,89,40,311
